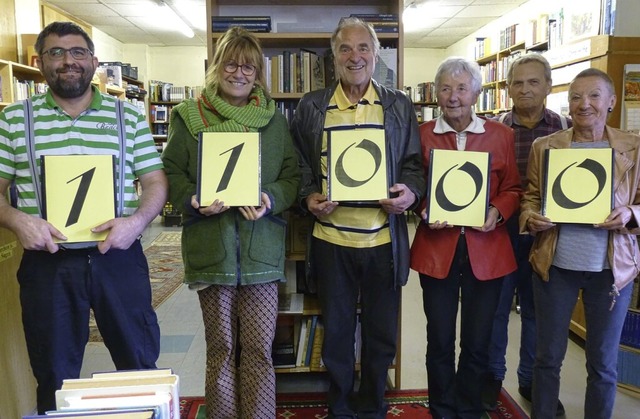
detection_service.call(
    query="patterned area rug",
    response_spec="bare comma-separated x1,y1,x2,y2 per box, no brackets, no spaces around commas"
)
88,231,184,342
180,389,529,418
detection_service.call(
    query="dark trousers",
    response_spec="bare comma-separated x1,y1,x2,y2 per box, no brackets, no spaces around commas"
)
420,235,503,419
18,240,160,413
313,238,399,419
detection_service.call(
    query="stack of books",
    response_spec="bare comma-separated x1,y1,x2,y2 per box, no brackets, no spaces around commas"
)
23,369,179,418
212,16,271,33
349,13,399,33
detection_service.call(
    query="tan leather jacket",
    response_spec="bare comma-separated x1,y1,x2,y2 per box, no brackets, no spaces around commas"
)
520,126,640,293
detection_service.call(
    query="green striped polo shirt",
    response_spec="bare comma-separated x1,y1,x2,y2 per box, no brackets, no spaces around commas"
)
314,81,391,248
0,86,163,216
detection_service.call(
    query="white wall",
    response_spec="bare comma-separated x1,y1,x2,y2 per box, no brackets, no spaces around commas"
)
148,46,207,87
403,48,446,88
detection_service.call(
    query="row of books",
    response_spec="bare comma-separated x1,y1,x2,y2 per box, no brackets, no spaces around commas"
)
406,81,436,104
211,14,399,34
499,23,521,51
476,86,511,113
474,37,492,60
523,14,552,48
265,49,327,94
272,313,363,371
417,105,442,123
348,13,399,33
617,346,640,388
478,48,524,84
24,369,179,418
212,16,271,33
621,309,640,350
14,77,48,101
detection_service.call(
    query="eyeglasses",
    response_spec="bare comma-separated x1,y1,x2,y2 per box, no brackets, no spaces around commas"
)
41,47,94,61
223,62,256,76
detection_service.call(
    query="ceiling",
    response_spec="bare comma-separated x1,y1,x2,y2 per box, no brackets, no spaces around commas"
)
42,0,529,49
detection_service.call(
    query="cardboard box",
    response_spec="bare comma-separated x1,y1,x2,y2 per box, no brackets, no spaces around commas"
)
20,34,38,66
99,62,123,87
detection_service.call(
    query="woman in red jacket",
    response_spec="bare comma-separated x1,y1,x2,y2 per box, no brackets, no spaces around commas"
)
410,57,521,418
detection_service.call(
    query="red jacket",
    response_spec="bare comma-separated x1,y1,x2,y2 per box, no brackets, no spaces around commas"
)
410,117,522,280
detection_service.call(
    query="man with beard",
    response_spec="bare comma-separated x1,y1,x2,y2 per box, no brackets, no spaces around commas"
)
0,22,167,413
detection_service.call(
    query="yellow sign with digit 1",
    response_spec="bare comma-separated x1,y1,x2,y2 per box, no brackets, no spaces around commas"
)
41,155,116,243
197,132,261,207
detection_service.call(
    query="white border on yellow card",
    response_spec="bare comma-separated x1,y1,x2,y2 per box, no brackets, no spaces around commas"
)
543,148,613,224
41,155,116,243
327,129,388,202
198,132,261,207
427,149,490,228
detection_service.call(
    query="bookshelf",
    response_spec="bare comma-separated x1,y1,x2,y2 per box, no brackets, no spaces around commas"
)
0,59,46,108
475,41,526,114
207,0,403,123
148,100,180,150
207,0,404,387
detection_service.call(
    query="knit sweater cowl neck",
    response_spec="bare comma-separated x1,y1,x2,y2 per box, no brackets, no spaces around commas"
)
170,85,275,136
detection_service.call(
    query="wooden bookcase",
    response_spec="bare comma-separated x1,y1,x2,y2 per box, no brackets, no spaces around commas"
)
207,0,404,388
475,41,526,114
545,35,640,129
0,59,46,108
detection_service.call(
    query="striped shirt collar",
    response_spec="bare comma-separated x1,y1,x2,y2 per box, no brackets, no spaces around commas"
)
44,84,104,113
334,80,376,110
434,111,486,134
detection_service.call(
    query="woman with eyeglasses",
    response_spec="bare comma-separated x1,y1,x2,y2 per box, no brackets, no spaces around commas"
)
162,27,299,418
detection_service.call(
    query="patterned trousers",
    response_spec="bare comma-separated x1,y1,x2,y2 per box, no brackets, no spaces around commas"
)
198,282,278,419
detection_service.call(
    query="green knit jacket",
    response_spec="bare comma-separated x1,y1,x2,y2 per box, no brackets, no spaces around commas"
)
162,97,300,286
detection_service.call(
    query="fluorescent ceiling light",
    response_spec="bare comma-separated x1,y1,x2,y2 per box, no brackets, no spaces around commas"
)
155,0,195,38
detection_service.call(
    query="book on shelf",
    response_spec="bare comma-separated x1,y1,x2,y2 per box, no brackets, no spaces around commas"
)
304,315,319,367
620,309,640,350
309,50,326,91
309,318,325,371
617,346,640,388
212,16,271,33
278,293,304,314
372,48,397,89
295,317,309,367
343,14,398,33
272,316,297,368
23,408,157,418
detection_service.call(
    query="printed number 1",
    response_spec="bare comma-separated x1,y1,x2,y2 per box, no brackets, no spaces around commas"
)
216,143,244,193
65,168,95,227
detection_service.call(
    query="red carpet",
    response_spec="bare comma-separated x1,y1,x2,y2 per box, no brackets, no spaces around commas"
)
180,389,529,418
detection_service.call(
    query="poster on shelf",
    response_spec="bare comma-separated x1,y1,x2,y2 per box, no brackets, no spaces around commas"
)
622,64,640,133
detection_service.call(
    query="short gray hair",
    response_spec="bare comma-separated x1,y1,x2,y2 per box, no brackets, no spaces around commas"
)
570,68,616,96
330,17,380,59
506,53,552,85
434,57,482,95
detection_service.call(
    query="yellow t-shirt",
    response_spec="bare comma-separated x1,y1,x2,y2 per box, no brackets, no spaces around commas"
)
312,82,391,248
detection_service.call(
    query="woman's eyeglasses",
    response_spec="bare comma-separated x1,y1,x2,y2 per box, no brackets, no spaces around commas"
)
42,47,94,61
224,62,256,76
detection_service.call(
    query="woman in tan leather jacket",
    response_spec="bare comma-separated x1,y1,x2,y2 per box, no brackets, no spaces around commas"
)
520,68,640,419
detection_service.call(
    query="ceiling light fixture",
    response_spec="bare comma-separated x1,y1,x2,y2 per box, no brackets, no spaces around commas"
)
403,1,421,32
156,0,195,38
